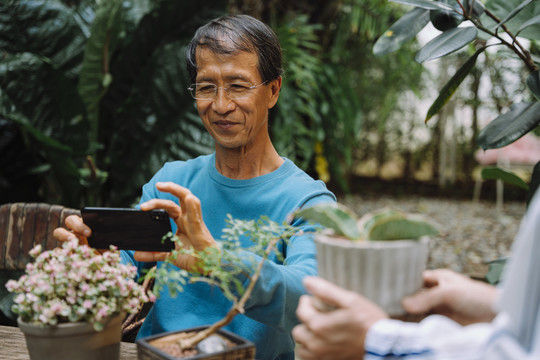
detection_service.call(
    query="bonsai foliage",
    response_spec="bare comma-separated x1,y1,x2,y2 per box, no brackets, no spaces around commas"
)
5,239,152,331
373,0,540,152
147,215,304,350
295,204,440,241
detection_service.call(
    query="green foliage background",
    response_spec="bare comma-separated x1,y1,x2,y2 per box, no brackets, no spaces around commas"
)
0,0,423,207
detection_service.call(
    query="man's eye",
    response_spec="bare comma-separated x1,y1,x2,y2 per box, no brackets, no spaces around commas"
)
229,83,251,92
197,85,215,93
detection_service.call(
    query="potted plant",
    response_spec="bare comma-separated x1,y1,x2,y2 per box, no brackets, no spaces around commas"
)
136,215,303,360
294,204,440,316
5,239,152,360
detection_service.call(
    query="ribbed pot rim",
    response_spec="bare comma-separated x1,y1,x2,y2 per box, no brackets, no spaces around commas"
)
315,233,429,249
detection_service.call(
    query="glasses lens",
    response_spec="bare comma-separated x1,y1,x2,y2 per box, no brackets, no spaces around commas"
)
192,83,216,100
227,82,253,99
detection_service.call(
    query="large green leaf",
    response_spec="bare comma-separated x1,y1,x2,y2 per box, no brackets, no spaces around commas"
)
415,26,478,63
481,166,529,190
294,204,361,240
358,208,439,241
373,8,430,56
0,53,88,154
0,0,90,78
493,0,533,32
389,0,455,11
78,0,125,147
516,14,540,38
7,113,83,206
477,102,540,149
425,47,486,122
485,0,540,40
527,70,540,100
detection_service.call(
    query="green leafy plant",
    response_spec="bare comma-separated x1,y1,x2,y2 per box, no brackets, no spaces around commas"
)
0,0,225,207
373,0,540,196
5,239,152,331
295,204,440,241
145,215,303,352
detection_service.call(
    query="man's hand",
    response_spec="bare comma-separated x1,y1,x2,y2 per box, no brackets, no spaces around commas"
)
53,215,92,246
402,269,497,325
292,276,388,360
134,181,218,272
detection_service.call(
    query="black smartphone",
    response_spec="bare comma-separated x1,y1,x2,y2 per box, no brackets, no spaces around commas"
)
81,207,174,252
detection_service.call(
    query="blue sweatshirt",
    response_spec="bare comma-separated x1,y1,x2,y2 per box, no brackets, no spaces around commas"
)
121,153,336,360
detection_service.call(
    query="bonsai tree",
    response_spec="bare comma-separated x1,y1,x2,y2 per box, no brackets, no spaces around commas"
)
143,215,304,353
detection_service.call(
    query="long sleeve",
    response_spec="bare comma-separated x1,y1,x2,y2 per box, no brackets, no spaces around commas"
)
364,189,540,359
365,316,493,359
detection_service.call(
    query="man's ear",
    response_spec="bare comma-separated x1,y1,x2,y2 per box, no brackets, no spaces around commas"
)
268,76,282,109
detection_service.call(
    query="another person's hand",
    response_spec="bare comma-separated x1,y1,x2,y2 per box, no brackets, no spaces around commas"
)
133,181,218,272
402,269,497,325
292,276,388,360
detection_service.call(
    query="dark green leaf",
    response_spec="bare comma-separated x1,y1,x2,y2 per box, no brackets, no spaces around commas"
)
516,14,540,37
389,0,455,11
0,0,90,78
0,53,88,154
493,0,533,32
373,8,430,56
481,167,529,190
485,0,540,39
367,218,440,241
477,102,540,150
294,204,361,240
526,161,540,206
485,257,507,285
425,47,485,122
415,26,477,63
7,114,83,206
527,70,540,101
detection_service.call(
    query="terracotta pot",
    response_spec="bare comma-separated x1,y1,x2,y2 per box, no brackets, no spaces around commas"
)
315,233,429,316
18,313,123,360
137,326,255,360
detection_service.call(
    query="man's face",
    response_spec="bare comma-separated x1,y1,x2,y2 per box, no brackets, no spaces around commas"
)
194,47,280,152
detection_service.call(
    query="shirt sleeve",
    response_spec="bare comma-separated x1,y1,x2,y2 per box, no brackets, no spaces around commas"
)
228,194,335,332
365,315,493,360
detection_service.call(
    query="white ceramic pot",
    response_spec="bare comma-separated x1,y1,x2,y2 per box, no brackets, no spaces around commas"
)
315,233,429,316
18,313,123,360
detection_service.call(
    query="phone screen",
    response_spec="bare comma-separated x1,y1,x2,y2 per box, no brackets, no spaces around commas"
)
81,207,174,252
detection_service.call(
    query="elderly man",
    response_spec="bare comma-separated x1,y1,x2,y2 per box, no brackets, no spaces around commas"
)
54,14,335,360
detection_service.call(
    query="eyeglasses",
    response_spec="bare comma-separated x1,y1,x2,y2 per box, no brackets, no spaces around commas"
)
187,81,268,101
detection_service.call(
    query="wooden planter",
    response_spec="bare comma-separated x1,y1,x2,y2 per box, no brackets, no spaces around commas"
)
137,326,255,360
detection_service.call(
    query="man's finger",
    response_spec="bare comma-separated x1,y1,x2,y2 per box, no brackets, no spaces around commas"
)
134,251,169,263
402,287,443,314
303,276,358,309
53,227,79,243
64,215,91,237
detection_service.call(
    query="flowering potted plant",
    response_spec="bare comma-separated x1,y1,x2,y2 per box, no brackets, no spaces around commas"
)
295,204,440,316
6,238,152,360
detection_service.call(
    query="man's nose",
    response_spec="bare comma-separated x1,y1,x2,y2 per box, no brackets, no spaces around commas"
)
212,87,235,112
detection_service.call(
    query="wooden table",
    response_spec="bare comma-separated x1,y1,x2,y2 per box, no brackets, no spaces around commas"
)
0,325,138,360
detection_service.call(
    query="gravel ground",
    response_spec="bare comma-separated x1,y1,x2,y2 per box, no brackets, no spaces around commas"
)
339,194,527,276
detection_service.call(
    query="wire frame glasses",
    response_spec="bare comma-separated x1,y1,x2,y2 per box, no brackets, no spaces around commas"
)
187,81,268,100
